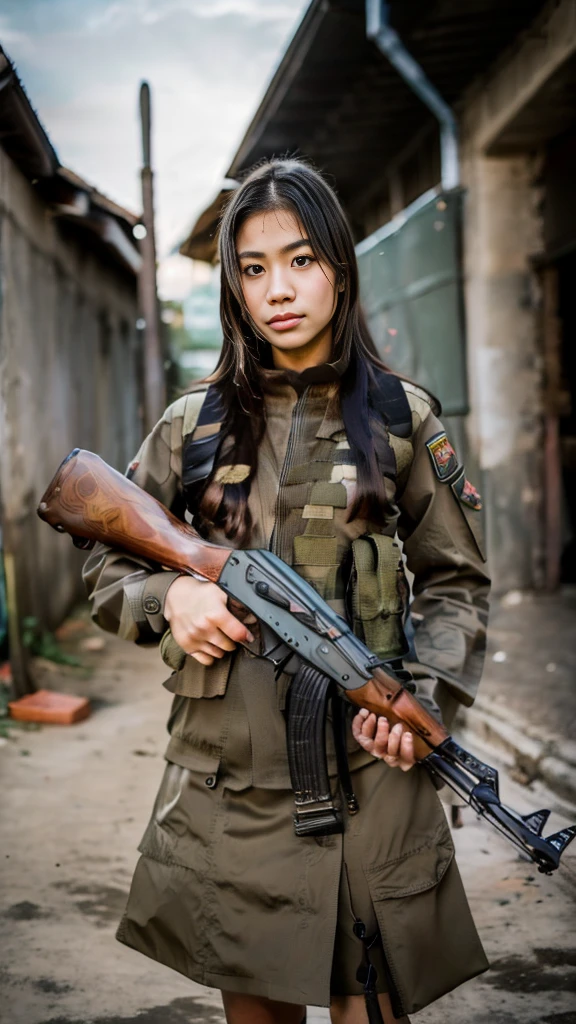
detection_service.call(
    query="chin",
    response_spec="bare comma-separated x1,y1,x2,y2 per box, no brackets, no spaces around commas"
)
266,333,317,351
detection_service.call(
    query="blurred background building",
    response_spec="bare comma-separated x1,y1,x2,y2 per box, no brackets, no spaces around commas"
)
0,46,143,688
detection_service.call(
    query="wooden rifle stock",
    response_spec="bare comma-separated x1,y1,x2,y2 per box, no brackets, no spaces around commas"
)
37,449,231,582
38,449,448,759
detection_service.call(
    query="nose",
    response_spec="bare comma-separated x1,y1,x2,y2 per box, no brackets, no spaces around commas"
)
266,265,296,305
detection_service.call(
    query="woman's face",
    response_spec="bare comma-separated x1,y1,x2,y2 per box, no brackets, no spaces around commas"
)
236,208,340,370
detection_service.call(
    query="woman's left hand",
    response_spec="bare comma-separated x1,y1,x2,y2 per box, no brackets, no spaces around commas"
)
352,710,416,771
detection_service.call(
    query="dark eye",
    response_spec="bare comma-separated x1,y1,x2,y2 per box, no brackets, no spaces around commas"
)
292,255,314,268
243,264,264,277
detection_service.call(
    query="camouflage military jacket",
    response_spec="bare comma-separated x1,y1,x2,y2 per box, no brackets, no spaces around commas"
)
83,362,490,778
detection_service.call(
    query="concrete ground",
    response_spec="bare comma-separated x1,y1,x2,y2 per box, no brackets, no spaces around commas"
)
1,606,575,1024
462,586,576,806
481,586,576,742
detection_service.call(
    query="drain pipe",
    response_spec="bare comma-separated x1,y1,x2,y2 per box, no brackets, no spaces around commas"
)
366,0,459,190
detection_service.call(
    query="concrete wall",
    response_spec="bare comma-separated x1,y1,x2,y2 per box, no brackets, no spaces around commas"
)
459,0,576,591
0,148,142,657
459,153,544,591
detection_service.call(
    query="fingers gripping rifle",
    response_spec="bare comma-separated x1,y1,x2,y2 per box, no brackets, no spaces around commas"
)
38,449,576,874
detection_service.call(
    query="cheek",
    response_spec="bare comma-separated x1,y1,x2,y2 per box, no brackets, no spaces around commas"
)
303,268,337,319
240,278,264,320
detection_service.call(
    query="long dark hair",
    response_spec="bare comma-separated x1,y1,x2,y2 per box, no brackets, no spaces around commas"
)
195,157,393,545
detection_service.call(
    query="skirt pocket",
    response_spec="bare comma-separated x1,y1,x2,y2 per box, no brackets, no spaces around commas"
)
366,822,488,1014
138,761,219,870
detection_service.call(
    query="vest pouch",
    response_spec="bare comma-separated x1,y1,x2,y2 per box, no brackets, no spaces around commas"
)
351,533,409,661
293,532,340,602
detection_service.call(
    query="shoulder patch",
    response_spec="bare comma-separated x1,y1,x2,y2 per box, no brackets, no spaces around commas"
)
426,431,460,482
452,471,482,510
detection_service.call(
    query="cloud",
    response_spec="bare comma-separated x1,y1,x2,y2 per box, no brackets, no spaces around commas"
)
1,0,309,286
85,0,301,31
1,0,302,35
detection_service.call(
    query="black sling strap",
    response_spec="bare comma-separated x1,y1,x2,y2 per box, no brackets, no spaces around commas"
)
369,369,413,439
181,385,225,492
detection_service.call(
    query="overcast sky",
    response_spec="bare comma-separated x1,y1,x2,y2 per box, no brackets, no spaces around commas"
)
0,0,309,296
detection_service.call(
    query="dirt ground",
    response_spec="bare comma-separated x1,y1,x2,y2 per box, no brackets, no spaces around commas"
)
1,608,575,1024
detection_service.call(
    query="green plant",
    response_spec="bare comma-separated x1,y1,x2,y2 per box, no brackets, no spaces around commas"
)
21,617,82,667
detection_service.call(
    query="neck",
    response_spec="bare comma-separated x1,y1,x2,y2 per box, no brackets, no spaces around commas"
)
270,324,333,372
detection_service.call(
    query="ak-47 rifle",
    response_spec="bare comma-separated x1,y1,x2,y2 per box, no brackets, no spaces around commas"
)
38,449,576,873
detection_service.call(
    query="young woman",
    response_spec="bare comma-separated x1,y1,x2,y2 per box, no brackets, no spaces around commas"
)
83,159,491,1024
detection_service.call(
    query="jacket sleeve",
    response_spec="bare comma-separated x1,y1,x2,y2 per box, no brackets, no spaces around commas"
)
82,400,188,645
397,395,491,729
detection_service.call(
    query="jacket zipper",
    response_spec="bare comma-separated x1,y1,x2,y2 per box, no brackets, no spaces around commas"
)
268,389,308,560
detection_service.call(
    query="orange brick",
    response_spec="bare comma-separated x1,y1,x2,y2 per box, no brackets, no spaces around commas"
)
8,689,91,725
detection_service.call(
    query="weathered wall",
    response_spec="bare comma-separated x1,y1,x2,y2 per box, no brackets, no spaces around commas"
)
459,153,544,591
459,0,576,591
0,149,142,649
350,0,576,593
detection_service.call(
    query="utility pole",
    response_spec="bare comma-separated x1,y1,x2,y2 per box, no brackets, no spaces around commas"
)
138,81,165,433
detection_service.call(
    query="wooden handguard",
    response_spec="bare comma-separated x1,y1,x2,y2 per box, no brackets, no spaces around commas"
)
345,673,449,759
38,449,449,761
37,449,232,582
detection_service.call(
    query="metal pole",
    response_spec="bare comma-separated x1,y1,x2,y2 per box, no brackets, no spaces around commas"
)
366,0,459,190
138,81,165,432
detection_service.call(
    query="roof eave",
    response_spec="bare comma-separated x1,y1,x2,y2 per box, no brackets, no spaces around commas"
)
0,49,58,179
179,182,238,262
38,172,142,274
227,0,327,178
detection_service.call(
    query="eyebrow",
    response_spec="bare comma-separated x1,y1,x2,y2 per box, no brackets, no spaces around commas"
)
237,238,312,259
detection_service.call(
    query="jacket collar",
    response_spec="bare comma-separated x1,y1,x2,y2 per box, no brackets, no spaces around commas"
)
261,350,348,440
261,349,349,394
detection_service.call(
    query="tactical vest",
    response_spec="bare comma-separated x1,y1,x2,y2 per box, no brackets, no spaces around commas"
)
171,372,422,845
180,369,414,665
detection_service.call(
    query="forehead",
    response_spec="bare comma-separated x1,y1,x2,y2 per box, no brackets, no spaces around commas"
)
236,208,305,253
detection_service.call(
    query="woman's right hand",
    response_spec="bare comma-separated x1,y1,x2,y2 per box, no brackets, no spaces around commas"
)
164,576,255,667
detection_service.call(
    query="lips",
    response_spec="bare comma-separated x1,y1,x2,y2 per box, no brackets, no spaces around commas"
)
267,312,304,331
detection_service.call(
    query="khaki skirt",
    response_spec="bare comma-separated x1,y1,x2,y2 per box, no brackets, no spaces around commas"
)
117,752,488,1012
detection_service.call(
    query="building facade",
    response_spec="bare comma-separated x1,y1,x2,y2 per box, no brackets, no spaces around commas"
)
0,47,143,691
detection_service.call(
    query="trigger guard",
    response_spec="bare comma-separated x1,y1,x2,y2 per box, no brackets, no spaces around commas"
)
258,622,300,675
